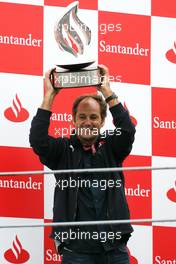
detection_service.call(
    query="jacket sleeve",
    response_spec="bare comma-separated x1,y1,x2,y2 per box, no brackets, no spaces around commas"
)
107,103,136,162
29,108,66,169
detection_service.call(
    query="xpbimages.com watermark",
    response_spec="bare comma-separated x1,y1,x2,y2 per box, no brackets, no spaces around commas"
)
54,73,122,87
54,126,122,138
58,22,122,36
55,178,122,190
54,230,122,243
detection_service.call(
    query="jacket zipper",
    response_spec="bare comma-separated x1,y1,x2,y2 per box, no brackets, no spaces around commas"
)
72,148,81,221
107,194,113,232
73,186,78,220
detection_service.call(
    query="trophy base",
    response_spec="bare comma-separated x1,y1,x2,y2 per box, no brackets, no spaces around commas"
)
57,61,95,71
51,68,101,89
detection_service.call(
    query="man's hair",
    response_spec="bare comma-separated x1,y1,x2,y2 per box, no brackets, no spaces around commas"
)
72,94,107,121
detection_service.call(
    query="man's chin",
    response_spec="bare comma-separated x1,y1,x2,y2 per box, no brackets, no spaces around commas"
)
78,134,98,144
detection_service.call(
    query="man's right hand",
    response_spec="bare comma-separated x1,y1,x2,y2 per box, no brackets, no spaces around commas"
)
40,69,62,111
45,69,59,96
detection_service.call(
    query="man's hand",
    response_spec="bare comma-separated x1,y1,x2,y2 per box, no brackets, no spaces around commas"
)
44,69,59,97
97,64,110,93
40,69,62,111
97,64,120,107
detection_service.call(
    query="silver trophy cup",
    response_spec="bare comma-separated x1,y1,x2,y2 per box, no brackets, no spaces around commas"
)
50,1,101,89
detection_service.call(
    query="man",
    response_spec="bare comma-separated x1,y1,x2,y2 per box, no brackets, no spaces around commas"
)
29,65,136,264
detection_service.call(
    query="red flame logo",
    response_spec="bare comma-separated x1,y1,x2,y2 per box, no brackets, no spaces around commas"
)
4,94,29,122
64,34,79,54
166,180,176,203
130,255,138,264
127,248,138,264
165,41,176,64
4,235,30,263
124,102,137,126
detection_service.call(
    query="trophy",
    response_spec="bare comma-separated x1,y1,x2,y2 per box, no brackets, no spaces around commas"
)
50,1,101,89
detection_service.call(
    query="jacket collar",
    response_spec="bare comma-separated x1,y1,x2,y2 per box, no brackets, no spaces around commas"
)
70,133,106,153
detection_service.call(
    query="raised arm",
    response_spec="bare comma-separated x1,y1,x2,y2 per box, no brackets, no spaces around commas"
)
98,64,136,162
29,70,65,169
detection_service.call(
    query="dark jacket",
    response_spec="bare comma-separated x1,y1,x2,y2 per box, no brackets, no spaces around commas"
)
29,103,136,242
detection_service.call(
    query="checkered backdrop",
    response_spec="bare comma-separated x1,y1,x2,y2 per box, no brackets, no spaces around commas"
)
0,0,176,263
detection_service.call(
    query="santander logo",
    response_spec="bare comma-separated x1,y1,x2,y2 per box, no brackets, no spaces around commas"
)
130,255,138,264
127,248,138,264
166,180,176,203
4,94,29,122
4,235,30,263
124,102,137,126
165,41,176,64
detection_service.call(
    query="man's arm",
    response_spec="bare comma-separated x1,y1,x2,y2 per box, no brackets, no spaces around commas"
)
29,70,65,169
98,64,120,108
40,69,59,110
98,65,136,162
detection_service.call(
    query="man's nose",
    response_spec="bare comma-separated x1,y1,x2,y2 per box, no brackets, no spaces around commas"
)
84,117,92,126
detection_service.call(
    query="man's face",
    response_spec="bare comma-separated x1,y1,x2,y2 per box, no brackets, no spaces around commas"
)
73,97,104,144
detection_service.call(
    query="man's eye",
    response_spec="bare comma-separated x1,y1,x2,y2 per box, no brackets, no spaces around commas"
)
91,116,98,120
79,116,86,120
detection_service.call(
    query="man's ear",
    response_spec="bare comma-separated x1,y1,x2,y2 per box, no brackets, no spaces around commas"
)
72,118,76,127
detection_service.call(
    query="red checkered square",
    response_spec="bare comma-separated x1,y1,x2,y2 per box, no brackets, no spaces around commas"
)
0,147,44,218
123,155,152,223
153,226,176,263
0,2,43,75
44,0,98,10
152,0,176,18
44,219,62,263
152,87,176,157
98,11,151,85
